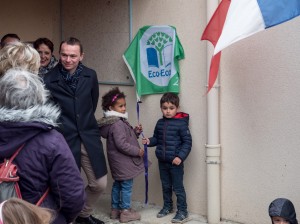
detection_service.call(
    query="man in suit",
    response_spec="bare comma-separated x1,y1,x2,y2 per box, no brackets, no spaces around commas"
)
44,37,107,224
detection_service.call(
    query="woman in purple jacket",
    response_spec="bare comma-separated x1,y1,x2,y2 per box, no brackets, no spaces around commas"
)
0,68,85,224
98,87,145,223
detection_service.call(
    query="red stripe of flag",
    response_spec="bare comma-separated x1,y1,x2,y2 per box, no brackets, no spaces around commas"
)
201,0,231,92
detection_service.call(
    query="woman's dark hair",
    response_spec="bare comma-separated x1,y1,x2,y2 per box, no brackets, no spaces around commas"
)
102,87,126,111
160,92,180,108
33,38,54,53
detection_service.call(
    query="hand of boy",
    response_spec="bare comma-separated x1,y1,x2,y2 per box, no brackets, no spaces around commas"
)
142,137,150,145
172,157,182,166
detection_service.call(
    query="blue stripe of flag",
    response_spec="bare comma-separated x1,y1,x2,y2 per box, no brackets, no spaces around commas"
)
257,0,300,28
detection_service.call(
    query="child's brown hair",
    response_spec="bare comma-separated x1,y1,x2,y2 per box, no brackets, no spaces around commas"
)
160,92,179,108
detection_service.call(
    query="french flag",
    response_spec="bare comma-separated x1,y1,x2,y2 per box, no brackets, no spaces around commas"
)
202,0,300,92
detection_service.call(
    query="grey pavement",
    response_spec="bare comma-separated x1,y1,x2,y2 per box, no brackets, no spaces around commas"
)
91,193,239,224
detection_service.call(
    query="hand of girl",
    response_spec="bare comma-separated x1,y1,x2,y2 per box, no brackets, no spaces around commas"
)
134,124,143,134
139,148,144,157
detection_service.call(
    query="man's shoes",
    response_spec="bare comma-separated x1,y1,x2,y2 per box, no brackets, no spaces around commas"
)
110,208,121,219
171,211,189,223
75,215,105,224
157,207,173,218
119,208,141,223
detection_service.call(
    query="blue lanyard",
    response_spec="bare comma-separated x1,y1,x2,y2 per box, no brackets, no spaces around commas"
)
137,101,148,204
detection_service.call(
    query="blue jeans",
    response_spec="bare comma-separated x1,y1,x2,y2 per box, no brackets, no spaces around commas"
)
111,179,133,210
158,161,187,213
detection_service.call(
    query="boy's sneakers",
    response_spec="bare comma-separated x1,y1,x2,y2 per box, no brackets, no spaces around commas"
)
119,208,141,223
110,208,121,219
157,207,173,218
171,211,189,223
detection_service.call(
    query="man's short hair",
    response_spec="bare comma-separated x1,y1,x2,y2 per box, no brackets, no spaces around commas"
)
1,33,20,48
59,37,83,54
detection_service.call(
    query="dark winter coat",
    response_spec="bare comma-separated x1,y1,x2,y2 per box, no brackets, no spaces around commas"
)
43,65,107,178
0,104,85,224
269,198,298,224
98,116,145,181
148,112,192,163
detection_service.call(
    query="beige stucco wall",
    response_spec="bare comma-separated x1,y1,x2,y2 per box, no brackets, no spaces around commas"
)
0,0,61,55
61,0,132,85
3,1,300,224
220,17,300,223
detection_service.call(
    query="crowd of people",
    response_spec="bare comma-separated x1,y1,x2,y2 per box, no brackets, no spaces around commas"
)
0,33,297,224
0,33,194,224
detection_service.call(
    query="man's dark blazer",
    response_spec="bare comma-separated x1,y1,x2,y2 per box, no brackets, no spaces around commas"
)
43,64,107,178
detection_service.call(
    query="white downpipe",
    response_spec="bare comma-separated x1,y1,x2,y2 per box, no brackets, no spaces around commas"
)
205,0,221,223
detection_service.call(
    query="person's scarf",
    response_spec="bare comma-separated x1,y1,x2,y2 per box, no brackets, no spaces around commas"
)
38,55,58,77
59,62,83,91
104,110,128,120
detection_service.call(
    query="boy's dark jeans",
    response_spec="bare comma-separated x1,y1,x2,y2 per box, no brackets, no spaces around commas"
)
158,161,187,213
